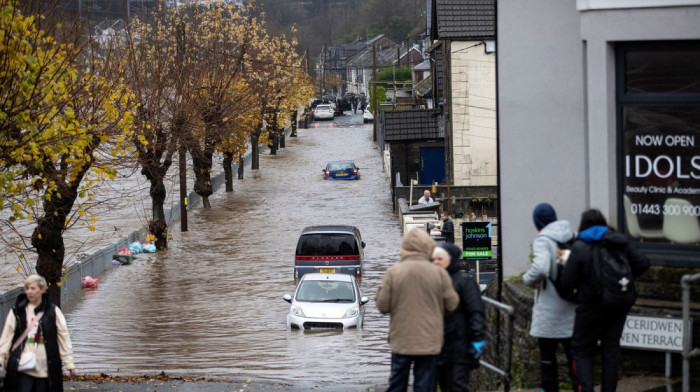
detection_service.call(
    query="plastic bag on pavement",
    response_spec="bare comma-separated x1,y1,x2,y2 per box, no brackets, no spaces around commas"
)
118,248,132,255
129,242,143,254
81,276,98,289
141,243,156,253
111,259,120,266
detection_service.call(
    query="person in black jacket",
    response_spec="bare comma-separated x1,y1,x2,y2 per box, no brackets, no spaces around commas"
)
439,212,455,244
432,243,486,392
0,274,76,392
558,209,650,392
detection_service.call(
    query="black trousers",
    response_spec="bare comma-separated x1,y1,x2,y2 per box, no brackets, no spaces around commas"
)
571,307,627,392
538,337,577,392
17,372,49,392
436,362,471,392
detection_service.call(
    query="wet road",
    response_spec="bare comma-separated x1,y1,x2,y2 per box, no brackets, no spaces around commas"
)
63,110,403,388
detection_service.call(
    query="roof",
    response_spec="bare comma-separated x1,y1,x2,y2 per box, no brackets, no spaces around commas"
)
345,36,401,68
384,109,443,142
414,59,431,71
434,0,495,40
414,74,433,98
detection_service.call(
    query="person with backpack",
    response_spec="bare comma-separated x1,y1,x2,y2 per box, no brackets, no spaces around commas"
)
522,203,578,392
559,209,650,392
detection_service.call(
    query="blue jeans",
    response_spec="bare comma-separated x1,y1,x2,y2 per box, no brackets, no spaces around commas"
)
387,353,437,392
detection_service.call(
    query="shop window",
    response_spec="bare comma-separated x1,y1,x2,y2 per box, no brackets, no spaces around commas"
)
617,41,700,266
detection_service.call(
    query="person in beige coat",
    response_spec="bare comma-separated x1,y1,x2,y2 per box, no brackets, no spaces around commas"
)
376,228,459,392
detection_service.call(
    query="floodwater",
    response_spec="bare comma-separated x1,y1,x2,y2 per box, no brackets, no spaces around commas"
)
63,110,403,388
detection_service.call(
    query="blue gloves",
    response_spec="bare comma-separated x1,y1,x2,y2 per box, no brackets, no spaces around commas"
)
471,341,486,354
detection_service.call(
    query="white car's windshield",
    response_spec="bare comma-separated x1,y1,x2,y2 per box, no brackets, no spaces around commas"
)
296,280,355,302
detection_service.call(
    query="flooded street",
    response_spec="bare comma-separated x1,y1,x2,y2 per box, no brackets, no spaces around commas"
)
63,111,403,388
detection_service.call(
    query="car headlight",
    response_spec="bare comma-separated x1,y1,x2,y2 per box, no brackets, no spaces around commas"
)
343,307,359,318
291,306,305,317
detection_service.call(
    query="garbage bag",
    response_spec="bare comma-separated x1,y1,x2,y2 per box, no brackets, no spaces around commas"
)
113,254,132,265
142,243,156,253
118,248,132,255
81,276,98,289
111,259,120,266
129,242,143,254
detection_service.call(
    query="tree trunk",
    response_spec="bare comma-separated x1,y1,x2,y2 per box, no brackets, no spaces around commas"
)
290,111,297,137
280,128,286,148
140,155,172,250
251,133,260,170
223,151,234,192
31,176,84,307
191,145,214,209
238,153,244,179
148,176,168,249
32,217,65,307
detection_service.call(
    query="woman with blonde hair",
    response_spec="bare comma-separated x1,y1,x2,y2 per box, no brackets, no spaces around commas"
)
0,274,76,391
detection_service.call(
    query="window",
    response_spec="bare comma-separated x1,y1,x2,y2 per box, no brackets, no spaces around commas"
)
617,41,700,266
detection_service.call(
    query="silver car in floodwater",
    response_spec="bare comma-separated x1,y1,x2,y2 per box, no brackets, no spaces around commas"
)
283,273,368,329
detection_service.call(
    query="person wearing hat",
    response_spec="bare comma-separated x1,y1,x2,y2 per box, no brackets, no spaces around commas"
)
375,228,459,392
522,203,578,392
432,243,485,391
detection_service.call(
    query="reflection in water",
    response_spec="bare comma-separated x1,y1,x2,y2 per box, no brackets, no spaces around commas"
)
63,117,403,387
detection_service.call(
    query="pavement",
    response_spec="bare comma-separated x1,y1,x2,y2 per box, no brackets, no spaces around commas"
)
62,374,685,392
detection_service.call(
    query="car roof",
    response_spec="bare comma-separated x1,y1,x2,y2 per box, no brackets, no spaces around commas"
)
316,104,331,107
301,225,360,235
326,160,356,166
301,273,354,282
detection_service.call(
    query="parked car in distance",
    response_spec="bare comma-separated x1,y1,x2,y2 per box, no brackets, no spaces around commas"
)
314,104,334,120
294,225,365,281
323,161,360,180
283,273,369,329
363,109,374,123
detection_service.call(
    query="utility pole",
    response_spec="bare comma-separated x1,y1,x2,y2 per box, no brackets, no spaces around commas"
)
441,40,452,215
176,21,188,232
372,44,377,142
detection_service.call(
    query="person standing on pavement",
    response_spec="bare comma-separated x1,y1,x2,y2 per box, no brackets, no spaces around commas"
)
522,203,578,392
0,274,76,392
376,228,460,392
432,243,485,392
439,212,455,244
418,190,433,204
559,209,650,392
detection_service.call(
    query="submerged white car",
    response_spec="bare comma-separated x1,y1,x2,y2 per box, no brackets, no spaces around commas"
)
362,109,374,123
283,273,368,329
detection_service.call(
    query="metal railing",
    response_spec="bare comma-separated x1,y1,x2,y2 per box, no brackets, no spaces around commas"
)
480,295,515,392
681,273,700,392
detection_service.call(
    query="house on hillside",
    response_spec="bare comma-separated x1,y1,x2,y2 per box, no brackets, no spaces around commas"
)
344,35,402,97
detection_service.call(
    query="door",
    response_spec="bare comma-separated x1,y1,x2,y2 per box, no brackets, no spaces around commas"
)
420,147,445,185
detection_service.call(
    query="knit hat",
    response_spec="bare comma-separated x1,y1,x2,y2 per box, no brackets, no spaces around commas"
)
533,203,557,230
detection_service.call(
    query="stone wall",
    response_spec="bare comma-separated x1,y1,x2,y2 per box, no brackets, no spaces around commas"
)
471,267,700,390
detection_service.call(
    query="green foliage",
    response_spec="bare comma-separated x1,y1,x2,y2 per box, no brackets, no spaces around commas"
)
374,66,413,89
370,86,386,114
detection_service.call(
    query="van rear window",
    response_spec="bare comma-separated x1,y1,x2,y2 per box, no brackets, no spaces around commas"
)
296,234,358,256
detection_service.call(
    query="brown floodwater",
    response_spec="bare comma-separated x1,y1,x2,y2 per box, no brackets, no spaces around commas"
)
63,111,403,388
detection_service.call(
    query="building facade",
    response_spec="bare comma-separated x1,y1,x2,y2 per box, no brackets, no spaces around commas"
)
498,0,700,276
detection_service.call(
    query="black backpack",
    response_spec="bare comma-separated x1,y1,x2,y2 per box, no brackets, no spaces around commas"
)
542,235,578,303
591,244,636,309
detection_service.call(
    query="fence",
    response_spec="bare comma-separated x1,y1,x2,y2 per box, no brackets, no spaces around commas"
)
0,127,289,328
479,295,515,392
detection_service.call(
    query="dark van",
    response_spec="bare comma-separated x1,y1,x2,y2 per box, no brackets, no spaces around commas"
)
294,225,365,281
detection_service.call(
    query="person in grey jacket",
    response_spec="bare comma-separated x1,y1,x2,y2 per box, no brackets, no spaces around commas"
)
522,203,578,392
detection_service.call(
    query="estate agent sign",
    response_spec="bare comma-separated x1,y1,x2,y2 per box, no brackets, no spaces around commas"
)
461,222,492,260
